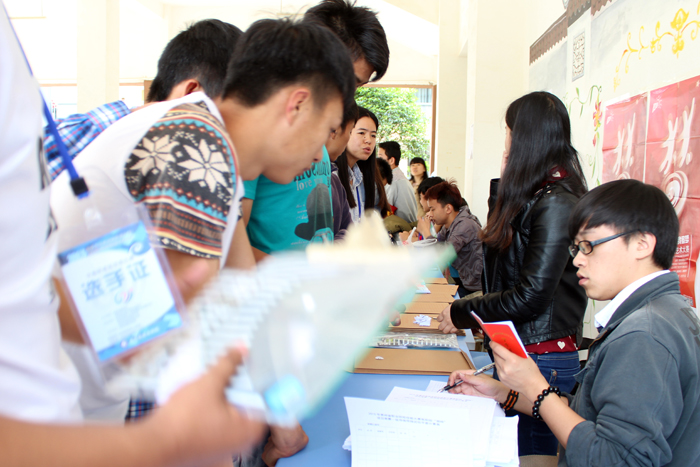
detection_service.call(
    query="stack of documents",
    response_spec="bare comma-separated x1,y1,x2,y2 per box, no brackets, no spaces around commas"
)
344,382,519,467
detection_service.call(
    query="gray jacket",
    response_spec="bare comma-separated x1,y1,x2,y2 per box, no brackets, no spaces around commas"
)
561,273,700,466
437,206,482,291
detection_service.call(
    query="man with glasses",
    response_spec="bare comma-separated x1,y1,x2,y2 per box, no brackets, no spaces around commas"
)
446,179,700,466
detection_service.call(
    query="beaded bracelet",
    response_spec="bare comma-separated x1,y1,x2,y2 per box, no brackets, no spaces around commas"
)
500,390,519,411
532,386,561,420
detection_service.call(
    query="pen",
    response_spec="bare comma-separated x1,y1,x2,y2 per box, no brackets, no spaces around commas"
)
438,362,496,392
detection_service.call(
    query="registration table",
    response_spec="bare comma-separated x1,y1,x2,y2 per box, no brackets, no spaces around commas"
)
278,342,494,467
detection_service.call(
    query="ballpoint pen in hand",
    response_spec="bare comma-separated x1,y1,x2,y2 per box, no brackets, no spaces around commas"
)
439,362,496,393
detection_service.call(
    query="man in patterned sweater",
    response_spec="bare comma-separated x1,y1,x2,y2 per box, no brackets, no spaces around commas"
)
50,17,355,466
50,19,250,425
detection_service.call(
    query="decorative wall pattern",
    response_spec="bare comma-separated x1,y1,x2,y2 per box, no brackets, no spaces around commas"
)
572,32,586,80
614,2,700,89
567,85,604,186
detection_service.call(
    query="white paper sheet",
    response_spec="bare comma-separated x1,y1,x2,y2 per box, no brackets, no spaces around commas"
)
486,416,519,464
385,387,498,467
412,314,433,326
425,380,448,392
344,397,473,467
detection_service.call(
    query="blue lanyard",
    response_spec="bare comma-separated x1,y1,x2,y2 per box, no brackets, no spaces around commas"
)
4,4,89,198
42,100,89,197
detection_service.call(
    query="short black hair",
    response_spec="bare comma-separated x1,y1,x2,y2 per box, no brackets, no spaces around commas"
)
568,179,679,269
223,18,355,117
417,176,445,196
341,99,359,129
379,141,401,165
304,0,389,82
376,156,393,184
425,181,462,211
147,19,242,102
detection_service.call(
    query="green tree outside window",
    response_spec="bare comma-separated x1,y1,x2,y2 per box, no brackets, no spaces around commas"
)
355,87,430,171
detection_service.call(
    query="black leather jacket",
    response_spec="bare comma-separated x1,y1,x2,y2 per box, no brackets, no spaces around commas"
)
450,179,588,346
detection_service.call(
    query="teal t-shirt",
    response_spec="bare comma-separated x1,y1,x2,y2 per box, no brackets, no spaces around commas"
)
244,147,333,254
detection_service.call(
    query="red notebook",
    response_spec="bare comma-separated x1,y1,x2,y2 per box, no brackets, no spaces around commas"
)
471,312,528,358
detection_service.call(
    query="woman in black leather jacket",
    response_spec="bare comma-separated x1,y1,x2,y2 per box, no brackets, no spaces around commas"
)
437,92,588,456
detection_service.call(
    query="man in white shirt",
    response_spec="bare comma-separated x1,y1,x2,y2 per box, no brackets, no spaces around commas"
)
447,179,700,467
378,141,417,223
0,4,265,464
378,141,407,181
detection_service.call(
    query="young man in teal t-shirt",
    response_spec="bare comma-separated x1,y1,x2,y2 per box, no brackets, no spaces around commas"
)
243,147,334,256
242,0,390,259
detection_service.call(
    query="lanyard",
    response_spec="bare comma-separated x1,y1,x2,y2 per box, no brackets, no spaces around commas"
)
3,4,89,198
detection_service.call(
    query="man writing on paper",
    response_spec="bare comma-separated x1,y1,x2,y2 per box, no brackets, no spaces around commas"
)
447,180,700,466
424,181,482,297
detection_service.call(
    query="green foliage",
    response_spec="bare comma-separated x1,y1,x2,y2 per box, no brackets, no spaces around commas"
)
354,87,430,166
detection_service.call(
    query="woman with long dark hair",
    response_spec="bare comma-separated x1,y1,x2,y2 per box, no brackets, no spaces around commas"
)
336,107,381,222
409,157,428,218
408,156,427,188
437,92,589,456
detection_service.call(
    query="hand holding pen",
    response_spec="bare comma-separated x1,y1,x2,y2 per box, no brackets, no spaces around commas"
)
439,362,495,393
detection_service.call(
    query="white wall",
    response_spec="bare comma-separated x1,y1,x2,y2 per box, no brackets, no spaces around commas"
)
434,0,468,190
120,0,169,82
9,0,169,85
9,0,438,85
461,0,530,224
526,0,565,46
8,0,78,83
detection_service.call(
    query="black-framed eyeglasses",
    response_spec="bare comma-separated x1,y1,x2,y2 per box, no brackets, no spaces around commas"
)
568,231,636,258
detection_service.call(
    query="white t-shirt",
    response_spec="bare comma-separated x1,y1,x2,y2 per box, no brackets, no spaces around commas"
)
0,7,82,422
386,177,418,223
51,92,243,421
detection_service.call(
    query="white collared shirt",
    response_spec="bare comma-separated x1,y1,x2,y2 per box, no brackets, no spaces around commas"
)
594,270,670,329
348,164,365,223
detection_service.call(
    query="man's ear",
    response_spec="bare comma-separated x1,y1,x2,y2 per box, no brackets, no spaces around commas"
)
444,203,453,215
285,87,312,125
633,232,657,262
167,79,202,100
183,79,202,95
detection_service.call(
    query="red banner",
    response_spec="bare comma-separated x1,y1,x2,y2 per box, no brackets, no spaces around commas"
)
603,75,700,305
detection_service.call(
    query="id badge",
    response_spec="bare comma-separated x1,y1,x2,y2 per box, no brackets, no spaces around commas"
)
56,202,185,363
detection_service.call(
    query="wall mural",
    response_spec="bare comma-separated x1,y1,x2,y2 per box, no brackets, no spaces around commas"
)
567,85,604,187
530,0,700,330
614,2,700,90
